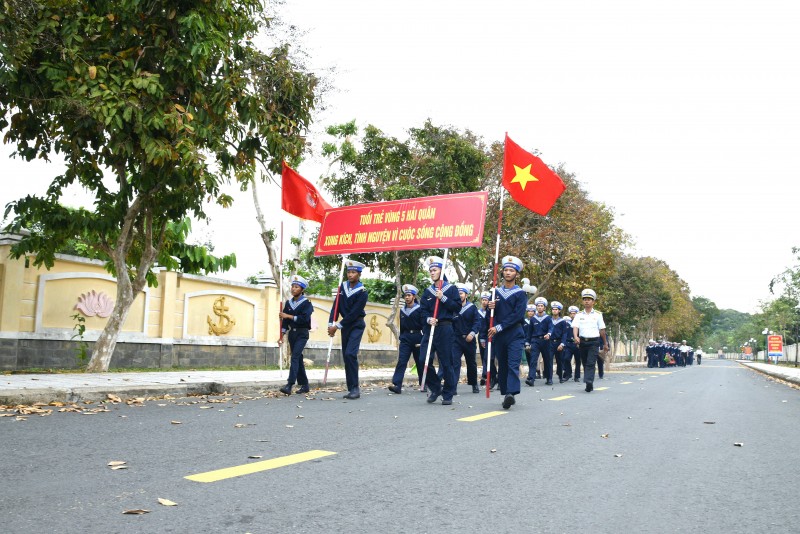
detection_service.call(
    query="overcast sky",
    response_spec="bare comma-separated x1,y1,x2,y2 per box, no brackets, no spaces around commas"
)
2,0,798,314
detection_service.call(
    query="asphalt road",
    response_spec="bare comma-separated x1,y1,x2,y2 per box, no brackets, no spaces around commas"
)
2,360,799,533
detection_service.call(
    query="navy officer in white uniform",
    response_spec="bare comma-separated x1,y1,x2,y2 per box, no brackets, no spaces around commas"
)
572,288,609,393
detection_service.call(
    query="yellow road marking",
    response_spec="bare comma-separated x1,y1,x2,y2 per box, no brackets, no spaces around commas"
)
458,411,508,422
549,395,575,401
185,450,336,483
621,381,633,384
595,387,609,391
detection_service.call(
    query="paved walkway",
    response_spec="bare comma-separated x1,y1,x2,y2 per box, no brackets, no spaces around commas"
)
3,360,796,405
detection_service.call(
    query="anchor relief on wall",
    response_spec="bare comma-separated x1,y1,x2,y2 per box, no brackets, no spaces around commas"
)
207,296,236,336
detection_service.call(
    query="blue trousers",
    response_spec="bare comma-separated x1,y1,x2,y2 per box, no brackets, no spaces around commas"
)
420,323,456,401
341,321,365,392
453,336,478,388
565,341,581,378
480,340,497,381
529,337,552,381
392,333,422,387
494,324,524,396
286,329,309,387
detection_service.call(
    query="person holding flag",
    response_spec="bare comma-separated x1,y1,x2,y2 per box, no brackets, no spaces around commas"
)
487,255,527,409
420,256,461,405
388,284,424,394
277,275,313,396
328,260,369,399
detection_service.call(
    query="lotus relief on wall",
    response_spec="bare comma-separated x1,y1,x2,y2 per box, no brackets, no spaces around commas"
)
74,290,115,318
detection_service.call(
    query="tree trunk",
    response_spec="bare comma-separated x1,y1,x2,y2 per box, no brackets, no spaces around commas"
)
251,177,286,299
85,284,135,372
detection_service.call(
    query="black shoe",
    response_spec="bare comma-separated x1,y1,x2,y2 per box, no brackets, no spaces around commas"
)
574,377,580,382
388,384,401,394
502,394,516,409
599,375,604,379
546,381,553,385
295,385,310,394
442,399,453,406
279,384,292,395
525,378,534,387
480,378,486,386
343,389,361,399
422,386,428,393
559,378,565,383
427,391,440,403
585,383,593,392
535,372,542,379
472,384,480,394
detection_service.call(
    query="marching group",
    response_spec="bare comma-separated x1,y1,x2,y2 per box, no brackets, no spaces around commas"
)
646,340,702,367
277,255,611,410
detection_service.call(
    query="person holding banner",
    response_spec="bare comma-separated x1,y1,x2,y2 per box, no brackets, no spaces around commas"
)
420,256,461,405
478,291,497,389
278,275,313,396
388,284,424,394
487,255,527,409
328,260,369,399
454,283,482,394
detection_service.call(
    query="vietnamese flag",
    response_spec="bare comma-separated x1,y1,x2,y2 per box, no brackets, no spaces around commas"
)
502,134,566,216
281,162,332,223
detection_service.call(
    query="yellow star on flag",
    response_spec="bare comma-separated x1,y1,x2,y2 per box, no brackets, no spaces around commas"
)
510,164,539,191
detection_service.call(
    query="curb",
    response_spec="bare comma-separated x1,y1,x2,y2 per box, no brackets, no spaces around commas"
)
738,361,800,388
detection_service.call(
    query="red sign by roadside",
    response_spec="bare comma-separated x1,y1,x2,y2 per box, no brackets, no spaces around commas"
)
314,192,488,256
767,335,783,357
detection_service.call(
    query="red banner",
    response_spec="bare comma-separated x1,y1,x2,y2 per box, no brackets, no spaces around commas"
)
314,192,488,256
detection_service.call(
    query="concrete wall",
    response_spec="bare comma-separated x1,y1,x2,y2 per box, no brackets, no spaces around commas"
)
0,234,400,370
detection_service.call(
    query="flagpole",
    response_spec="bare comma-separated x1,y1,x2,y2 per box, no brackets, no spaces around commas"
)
419,248,450,391
323,256,348,386
278,220,285,377
485,188,506,399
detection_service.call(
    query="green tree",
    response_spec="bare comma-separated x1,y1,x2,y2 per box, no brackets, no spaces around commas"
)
1,0,315,371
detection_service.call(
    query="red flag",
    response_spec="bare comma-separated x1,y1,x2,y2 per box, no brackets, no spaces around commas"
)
502,134,566,215
281,162,332,223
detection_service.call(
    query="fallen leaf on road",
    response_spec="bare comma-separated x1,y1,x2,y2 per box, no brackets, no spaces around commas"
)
158,498,177,506
107,394,122,403
703,421,716,424
285,425,294,428
170,421,182,425
108,461,127,466
248,455,262,459
110,465,128,470
122,509,150,515
296,415,304,419
614,454,623,458
734,442,744,447
490,449,497,453
601,433,610,439
561,423,572,427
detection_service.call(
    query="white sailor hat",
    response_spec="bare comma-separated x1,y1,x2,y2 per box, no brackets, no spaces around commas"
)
649,339,656,343
501,255,523,272
290,274,308,289
425,256,444,270
402,284,418,295
551,301,563,310
480,291,491,300
526,304,536,312
455,283,469,294
581,288,597,300
534,296,548,306
568,305,579,313
345,260,365,272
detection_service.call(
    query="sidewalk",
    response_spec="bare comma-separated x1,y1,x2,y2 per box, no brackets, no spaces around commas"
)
738,360,800,387
0,367,397,405
0,360,686,405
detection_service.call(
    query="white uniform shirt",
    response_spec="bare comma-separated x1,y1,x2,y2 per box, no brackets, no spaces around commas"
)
572,309,605,338
679,344,689,354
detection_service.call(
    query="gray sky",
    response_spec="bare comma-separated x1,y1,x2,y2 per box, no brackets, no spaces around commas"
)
2,0,798,314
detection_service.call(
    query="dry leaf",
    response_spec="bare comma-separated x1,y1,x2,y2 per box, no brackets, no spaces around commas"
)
88,66,97,79
157,498,177,506
170,421,182,425
296,415,304,419
107,394,122,403
285,425,294,428
614,454,623,458
248,455,262,459
734,442,744,447
703,421,716,424
122,509,150,515
108,461,127,466
490,449,497,453
601,433,610,439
